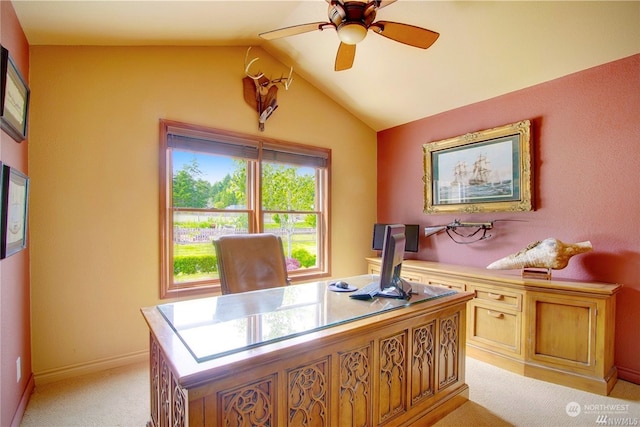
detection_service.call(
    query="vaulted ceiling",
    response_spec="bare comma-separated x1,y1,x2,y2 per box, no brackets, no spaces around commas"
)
11,0,640,131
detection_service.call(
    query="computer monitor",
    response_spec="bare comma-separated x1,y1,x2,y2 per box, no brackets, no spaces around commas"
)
377,224,412,299
372,223,419,253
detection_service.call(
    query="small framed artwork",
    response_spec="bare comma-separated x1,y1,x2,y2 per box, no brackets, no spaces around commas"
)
1,165,30,259
1,45,30,143
423,120,533,214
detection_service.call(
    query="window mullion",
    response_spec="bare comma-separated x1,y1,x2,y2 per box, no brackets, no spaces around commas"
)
251,160,262,233
256,144,263,233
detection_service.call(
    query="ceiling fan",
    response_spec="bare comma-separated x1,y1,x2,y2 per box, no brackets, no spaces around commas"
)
259,0,439,71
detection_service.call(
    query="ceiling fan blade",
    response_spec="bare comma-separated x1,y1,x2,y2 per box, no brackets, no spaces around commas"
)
259,22,330,40
370,21,439,49
335,42,356,71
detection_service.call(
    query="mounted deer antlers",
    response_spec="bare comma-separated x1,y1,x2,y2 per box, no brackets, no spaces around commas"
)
242,47,293,131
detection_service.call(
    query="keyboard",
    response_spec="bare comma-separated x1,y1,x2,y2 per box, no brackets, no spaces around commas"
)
349,282,380,300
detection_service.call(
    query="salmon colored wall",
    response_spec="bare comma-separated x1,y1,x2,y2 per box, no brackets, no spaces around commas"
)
377,54,640,383
28,46,376,382
0,2,32,426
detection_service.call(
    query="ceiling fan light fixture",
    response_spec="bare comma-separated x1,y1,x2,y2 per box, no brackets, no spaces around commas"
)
337,22,367,44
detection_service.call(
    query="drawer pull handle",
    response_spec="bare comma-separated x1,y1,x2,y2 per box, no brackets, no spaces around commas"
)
487,292,504,300
487,310,504,319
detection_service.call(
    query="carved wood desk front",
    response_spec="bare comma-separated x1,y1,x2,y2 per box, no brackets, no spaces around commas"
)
141,275,474,426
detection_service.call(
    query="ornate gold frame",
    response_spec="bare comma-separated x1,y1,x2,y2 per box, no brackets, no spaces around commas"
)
423,120,532,214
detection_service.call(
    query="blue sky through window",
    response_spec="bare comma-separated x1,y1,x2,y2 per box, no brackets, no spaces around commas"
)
173,151,236,184
173,150,314,185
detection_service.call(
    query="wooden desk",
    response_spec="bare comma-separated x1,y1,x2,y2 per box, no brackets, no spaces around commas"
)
141,275,474,426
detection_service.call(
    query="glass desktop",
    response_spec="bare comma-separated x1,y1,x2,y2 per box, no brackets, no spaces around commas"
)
157,274,455,363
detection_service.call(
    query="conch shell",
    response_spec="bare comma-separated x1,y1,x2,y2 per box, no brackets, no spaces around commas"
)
487,238,592,270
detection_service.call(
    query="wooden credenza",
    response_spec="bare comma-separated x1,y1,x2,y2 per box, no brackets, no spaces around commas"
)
367,258,622,395
141,275,474,426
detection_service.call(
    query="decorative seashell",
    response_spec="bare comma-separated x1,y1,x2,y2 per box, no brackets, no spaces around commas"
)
487,238,592,270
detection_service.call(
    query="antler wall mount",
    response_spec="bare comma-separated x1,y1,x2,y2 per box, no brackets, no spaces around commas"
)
243,47,293,131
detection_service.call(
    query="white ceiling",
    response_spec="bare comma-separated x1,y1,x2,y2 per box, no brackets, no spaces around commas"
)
10,0,640,131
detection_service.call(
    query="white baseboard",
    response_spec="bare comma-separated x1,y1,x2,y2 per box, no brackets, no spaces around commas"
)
34,350,148,385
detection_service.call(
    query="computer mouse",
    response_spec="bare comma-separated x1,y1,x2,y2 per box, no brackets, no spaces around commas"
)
334,281,350,289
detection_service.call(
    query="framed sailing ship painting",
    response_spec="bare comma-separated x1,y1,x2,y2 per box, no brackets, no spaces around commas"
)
423,120,533,214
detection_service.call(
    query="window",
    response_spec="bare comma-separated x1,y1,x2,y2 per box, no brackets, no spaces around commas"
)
159,120,330,299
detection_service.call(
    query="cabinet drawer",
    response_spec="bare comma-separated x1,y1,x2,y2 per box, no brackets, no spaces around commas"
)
468,303,521,356
425,279,466,292
473,286,522,311
401,272,423,283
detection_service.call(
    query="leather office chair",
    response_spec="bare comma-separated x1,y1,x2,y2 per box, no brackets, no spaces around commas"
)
214,233,290,295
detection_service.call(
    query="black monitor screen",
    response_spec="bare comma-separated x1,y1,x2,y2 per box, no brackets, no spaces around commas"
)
372,223,419,252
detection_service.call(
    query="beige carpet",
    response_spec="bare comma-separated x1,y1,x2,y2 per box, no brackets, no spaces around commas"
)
20,357,640,426
20,361,150,427
436,359,640,427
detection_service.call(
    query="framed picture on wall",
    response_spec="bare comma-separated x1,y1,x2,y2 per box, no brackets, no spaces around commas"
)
423,120,533,214
1,45,30,143
1,165,30,259
0,162,2,241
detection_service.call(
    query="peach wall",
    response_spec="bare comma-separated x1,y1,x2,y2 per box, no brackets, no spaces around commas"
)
0,2,32,426
377,54,640,383
28,46,376,381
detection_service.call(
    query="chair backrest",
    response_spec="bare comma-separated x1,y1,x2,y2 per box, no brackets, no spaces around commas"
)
214,233,289,294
